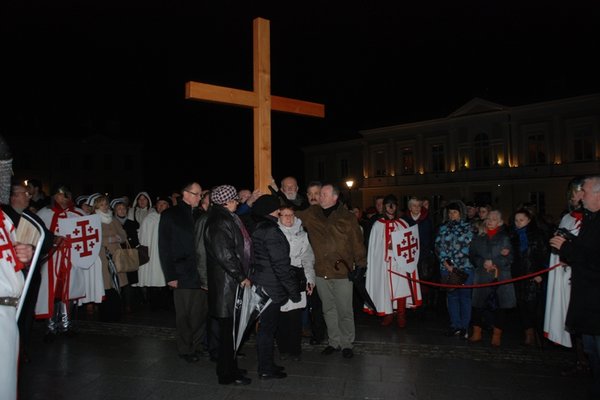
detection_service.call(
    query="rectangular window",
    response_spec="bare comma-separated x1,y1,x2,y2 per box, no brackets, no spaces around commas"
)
458,147,470,169
400,147,414,174
431,144,445,172
527,134,546,164
374,150,386,176
473,133,491,168
573,128,594,161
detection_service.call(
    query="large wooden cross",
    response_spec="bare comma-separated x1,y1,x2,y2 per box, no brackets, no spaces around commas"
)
185,17,325,191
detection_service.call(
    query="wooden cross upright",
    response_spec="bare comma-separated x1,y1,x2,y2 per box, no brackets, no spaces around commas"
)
185,17,325,191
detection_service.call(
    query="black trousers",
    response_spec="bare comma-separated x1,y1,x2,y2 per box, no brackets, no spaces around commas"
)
216,317,239,380
256,301,282,374
17,267,42,354
276,308,302,356
173,288,208,355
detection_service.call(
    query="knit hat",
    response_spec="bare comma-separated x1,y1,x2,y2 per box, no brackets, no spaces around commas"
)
383,194,398,205
210,185,239,205
75,195,88,207
252,195,281,216
86,193,102,207
110,197,126,209
155,195,172,207
446,202,462,212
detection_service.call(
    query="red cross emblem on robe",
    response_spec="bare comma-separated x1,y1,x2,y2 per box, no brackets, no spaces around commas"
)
58,214,102,269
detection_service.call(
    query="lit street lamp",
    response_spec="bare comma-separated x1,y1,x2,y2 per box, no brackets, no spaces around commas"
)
345,179,354,207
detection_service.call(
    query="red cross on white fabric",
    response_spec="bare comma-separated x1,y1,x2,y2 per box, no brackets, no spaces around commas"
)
395,230,419,264
66,219,99,257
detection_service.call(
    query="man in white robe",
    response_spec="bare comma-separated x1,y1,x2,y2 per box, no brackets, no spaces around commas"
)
0,135,35,400
35,184,86,339
366,195,421,328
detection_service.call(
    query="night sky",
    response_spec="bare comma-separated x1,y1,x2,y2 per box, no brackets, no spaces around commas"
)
2,1,599,192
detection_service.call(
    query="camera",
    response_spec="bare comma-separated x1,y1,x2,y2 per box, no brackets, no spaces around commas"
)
551,227,576,254
554,227,576,241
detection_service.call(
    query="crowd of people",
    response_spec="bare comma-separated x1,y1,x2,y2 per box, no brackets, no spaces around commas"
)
3,164,599,398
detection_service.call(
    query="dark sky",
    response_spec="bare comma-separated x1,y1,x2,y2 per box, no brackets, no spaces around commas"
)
2,1,600,192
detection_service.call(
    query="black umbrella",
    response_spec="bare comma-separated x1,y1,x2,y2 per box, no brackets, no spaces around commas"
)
334,259,377,313
233,284,271,357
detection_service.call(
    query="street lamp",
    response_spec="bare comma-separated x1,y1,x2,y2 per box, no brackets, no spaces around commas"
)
345,179,354,207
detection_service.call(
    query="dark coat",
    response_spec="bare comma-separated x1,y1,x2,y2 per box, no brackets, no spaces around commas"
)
193,210,209,290
250,215,300,304
204,204,248,318
158,201,201,288
561,209,600,335
509,223,549,302
469,227,516,309
122,219,140,248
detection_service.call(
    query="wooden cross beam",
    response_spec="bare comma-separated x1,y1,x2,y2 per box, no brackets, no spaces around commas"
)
185,17,325,191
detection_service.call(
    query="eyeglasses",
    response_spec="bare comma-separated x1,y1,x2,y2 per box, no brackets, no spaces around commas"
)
185,190,201,197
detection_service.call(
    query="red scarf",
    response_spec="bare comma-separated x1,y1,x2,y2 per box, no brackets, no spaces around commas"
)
49,202,83,233
486,226,500,239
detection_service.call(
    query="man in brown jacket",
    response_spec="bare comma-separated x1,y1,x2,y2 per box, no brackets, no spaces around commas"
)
297,183,367,359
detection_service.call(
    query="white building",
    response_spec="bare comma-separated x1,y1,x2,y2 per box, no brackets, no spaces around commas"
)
303,93,600,223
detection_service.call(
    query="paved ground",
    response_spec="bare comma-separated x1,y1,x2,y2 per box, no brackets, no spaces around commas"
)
18,299,593,400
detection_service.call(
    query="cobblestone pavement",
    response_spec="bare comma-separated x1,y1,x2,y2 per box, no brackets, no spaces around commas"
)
18,305,592,400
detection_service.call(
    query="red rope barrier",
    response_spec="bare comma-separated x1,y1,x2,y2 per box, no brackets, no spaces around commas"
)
390,262,563,289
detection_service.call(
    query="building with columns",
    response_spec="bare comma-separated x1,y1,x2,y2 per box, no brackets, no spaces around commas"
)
302,93,600,224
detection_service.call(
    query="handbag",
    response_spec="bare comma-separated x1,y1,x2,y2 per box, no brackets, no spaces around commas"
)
137,245,150,265
113,242,140,273
291,266,307,291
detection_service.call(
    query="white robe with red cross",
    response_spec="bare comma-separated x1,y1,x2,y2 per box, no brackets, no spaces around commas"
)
35,205,87,318
0,209,24,400
365,217,422,316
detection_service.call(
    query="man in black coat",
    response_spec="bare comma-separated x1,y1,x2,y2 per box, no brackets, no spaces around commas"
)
551,175,600,398
250,195,301,380
158,182,206,363
204,185,252,386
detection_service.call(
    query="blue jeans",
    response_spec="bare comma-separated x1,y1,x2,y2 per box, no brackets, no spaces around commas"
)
445,272,473,330
582,334,600,397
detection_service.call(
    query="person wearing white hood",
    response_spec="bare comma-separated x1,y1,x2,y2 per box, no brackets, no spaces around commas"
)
276,204,315,361
127,191,155,225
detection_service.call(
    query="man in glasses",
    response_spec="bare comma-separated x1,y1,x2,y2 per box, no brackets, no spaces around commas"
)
158,182,207,363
